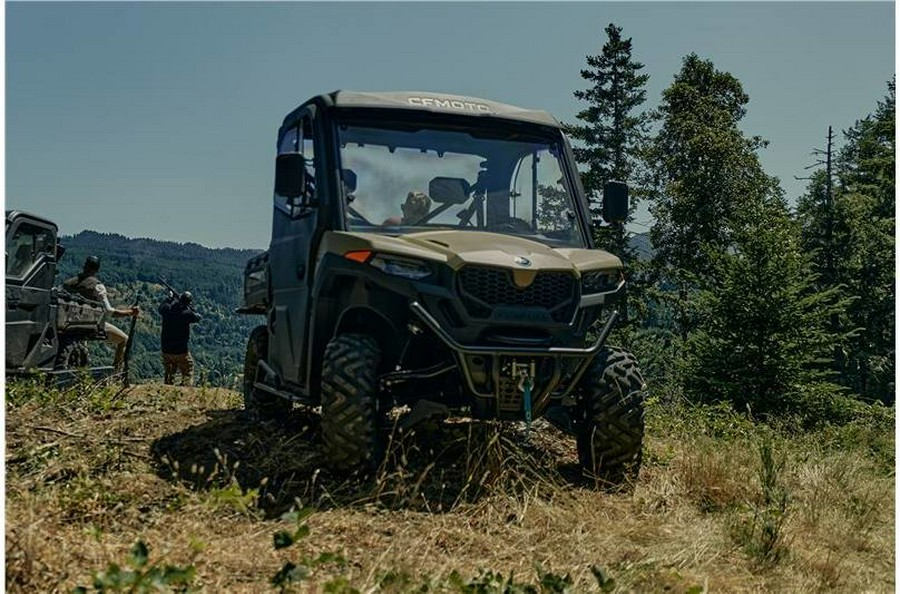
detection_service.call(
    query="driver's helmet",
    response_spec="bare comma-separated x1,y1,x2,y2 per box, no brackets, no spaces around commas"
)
400,191,431,224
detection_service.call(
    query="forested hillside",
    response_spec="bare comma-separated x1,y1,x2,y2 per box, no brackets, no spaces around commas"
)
57,231,263,386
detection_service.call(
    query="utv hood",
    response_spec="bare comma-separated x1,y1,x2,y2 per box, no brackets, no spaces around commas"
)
319,230,622,273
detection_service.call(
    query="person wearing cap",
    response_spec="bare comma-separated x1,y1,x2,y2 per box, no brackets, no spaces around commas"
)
158,290,202,386
62,255,140,372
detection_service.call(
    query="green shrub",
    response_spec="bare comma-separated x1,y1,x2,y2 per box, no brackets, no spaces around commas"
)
73,541,196,593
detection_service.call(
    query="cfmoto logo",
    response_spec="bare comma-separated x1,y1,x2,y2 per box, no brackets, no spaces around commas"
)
514,256,532,267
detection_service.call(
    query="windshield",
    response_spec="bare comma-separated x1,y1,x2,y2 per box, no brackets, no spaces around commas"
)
337,120,587,248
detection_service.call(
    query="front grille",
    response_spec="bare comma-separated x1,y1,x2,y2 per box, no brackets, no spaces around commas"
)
458,266,577,322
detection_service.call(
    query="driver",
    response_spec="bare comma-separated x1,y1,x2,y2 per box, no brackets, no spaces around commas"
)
382,191,432,226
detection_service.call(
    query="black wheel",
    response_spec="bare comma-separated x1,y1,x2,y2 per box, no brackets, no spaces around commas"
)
573,347,646,486
54,338,89,370
320,333,383,473
243,325,291,421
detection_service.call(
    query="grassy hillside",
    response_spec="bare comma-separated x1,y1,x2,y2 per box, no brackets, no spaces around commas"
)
57,231,264,387
6,378,893,592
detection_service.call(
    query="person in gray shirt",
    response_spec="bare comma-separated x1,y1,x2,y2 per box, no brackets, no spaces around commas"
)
63,255,140,372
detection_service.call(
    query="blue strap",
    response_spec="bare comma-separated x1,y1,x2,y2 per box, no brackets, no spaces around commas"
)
523,376,534,438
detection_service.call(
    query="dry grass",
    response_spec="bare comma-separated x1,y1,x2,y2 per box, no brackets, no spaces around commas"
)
5,380,894,592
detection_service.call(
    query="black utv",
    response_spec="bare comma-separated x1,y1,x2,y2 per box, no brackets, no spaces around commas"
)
239,91,645,484
6,210,111,380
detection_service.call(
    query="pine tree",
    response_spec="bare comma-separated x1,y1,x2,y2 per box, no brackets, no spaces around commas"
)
839,78,895,219
566,22,649,257
835,80,894,402
796,79,895,403
796,169,832,283
684,200,850,422
644,54,781,338
646,54,780,278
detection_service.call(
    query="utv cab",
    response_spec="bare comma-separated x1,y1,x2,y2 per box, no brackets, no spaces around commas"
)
239,91,645,484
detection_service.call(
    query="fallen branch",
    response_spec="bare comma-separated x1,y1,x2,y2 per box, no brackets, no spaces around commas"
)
26,425,151,444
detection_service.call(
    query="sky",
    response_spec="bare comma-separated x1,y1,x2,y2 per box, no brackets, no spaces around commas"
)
6,2,895,249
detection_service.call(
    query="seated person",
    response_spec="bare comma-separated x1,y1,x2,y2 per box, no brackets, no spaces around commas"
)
382,191,432,226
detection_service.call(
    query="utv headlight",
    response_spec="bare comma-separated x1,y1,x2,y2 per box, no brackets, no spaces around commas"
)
582,269,622,294
369,254,433,280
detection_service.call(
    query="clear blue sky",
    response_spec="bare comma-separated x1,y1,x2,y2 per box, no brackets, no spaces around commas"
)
7,2,894,249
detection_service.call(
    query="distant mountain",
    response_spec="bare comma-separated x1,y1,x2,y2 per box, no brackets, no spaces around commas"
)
628,231,654,260
58,231,264,387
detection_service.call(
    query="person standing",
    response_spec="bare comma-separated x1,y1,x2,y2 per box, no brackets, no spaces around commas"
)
63,255,140,373
158,291,202,386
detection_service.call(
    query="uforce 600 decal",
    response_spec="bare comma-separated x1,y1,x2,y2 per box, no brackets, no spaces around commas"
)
407,97,491,112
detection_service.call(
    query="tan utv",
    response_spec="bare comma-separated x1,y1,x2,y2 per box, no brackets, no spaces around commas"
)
238,91,645,485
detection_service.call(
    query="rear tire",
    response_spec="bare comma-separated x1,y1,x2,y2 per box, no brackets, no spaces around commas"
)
574,347,646,486
54,338,89,370
243,325,291,421
320,333,383,473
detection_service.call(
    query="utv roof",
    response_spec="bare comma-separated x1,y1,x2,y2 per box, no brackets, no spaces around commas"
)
6,210,57,230
285,90,563,129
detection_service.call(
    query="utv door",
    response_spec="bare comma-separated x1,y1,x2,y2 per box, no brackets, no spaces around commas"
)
5,214,59,369
268,110,320,385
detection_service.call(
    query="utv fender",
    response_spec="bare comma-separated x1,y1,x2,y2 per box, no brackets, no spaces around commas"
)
334,306,399,361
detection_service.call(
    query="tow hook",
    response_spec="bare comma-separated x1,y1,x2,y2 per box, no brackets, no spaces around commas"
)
514,361,537,438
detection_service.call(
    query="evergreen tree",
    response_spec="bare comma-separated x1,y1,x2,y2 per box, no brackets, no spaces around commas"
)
684,200,850,421
795,169,832,283
566,22,649,256
835,80,894,402
647,54,781,277
839,78,895,220
796,79,894,403
644,54,781,338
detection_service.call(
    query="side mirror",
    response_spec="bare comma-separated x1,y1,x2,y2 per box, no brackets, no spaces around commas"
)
274,153,306,199
55,243,66,261
602,180,629,224
429,177,470,204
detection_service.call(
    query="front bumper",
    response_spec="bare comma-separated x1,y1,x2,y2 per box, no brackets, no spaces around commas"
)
409,300,620,420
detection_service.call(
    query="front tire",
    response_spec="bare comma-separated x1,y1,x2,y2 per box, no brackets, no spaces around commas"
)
243,325,291,421
574,347,646,486
320,333,383,473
